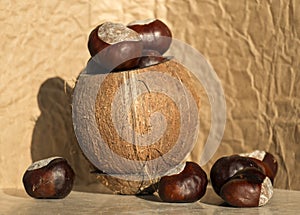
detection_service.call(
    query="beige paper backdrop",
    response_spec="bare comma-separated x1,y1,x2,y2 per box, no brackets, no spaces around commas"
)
0,0,299,191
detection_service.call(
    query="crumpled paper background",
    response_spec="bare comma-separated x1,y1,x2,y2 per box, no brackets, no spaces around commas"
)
0,0,299,190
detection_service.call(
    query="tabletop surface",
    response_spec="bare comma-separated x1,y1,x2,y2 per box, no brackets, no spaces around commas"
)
1,187,299,214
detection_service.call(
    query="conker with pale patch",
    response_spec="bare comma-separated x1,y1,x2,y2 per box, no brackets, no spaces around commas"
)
88,22,143,71
158,162,208,203
239,150,278,183
220,167,273,207
127,18,172,54
210,155,261,195
22,157,75,199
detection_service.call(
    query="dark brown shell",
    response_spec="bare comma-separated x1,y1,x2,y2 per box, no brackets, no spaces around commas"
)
22,158,75,199
128,19,172,54
219,167,269,207
88,23,143,71
158,162,208,203
210,155,261,195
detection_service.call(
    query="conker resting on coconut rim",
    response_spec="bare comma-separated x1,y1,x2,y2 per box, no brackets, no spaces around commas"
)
87,22,144,71
87,19,172,72
138,49,166,68
127,18,172,55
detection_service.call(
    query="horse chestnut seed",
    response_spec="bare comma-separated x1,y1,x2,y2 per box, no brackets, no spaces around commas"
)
158,162,208,203
87,22,143,71
138,49,165,68
210,155,261,195
240,150,278,183
22,157,75,199
127,18,172,54
220,167,273,207
262,152,278,181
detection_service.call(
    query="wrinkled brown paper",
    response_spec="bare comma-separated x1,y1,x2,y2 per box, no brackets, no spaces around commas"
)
0,0,299,191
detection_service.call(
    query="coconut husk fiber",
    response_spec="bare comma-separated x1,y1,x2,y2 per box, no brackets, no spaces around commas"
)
72,59,203,193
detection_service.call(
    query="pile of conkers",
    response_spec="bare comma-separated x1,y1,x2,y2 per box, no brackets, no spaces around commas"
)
155,150,278,206
210,150,278,207
87,18,172,72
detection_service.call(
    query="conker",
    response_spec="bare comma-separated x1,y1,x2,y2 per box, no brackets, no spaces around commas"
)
87,22,143,71
138,49,166,68
158,162,208,203
127,18,172,54
220,167,273,207
22,157,75,199
240,150,278,183
210,155,261,195
262,152,278,181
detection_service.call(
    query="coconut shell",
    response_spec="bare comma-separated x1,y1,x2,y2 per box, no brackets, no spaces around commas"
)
72,59,203,193
95,173,158,195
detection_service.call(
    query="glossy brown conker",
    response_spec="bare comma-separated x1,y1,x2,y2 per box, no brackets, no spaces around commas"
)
88,22,143,71
210,155,261,195
158,162,208,203
240,150,278,183
22,157,75,199
138,49,166,68
262,152,278,182
220,167,273,207
127,18,172,55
